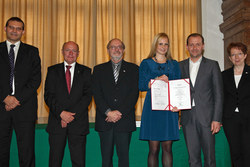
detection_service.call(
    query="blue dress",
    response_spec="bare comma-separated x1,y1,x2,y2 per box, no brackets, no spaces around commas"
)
139,58,181,141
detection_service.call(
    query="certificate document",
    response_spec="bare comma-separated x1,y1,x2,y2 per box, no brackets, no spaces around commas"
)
151,78,191,110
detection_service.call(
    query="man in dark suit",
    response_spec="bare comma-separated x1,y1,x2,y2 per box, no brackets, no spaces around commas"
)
179,33,223,167
0,17,41,167
44,41,92,167
92,38,139,167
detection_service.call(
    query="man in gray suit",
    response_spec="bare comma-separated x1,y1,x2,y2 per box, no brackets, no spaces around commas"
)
179,33,223,167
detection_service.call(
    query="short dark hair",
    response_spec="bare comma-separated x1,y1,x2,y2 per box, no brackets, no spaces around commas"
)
106,38,125,50
5,17,25,30
227,42,247,56
187,33,204,45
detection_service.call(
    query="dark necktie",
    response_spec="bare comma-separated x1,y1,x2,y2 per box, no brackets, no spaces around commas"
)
9,44,15,93
113,64,119,83
66,65,72,93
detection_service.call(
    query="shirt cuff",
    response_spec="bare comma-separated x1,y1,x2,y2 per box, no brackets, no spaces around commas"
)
105,108,111,116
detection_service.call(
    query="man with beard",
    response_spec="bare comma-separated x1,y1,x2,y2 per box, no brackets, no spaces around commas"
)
92,38,139,167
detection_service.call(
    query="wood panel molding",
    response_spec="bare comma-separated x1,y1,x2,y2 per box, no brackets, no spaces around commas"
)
220,0,250,69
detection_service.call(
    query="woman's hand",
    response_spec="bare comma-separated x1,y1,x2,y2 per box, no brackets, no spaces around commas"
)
171,106,180,112
157,74,169,83
148,74,169,88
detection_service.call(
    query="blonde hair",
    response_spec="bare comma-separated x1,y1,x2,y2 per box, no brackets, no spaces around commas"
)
147,32,172,60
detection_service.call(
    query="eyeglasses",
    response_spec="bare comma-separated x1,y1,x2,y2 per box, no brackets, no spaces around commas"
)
231,53,244,57
109,46,123,50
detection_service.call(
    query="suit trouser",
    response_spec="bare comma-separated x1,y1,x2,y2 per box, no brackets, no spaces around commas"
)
223,112,250,167
182,107,216,167
98,128,132,167
48,133,87,167
0,112,35,167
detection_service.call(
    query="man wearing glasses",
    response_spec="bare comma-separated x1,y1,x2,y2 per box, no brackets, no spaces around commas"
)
92,38,139,167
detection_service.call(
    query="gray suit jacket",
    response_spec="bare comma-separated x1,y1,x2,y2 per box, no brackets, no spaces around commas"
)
179,57,223,127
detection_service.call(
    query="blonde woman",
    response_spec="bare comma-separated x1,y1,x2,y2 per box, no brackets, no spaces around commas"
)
139,33,180,167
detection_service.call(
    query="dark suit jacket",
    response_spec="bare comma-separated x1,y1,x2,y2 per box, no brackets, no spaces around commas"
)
179,57,223,127
0,41,41,121
44,63,92,135
92,60,139,132
222,65,250,120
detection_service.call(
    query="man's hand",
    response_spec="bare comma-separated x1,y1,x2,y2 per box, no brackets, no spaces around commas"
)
5,105,12,111
105,110,122,123
4,95,20,111
60,111,75,123
211,121,221,135
61,120,67,128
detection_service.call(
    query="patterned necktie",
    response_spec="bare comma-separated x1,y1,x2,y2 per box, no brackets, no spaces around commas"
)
113,64,119,83
9,44,15,93
66,65,72,93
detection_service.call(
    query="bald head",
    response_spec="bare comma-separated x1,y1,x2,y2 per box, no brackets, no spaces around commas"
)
62,41,79,65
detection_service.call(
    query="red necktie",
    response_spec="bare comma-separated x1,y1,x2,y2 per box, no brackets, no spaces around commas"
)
66,65,72,93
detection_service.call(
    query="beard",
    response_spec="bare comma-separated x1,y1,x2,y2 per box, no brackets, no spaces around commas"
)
110,53,123,62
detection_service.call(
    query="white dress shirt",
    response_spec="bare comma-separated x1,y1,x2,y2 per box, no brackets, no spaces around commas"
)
6,40,21,95
189,57,202,106
64,61,76,87
234,74,242,112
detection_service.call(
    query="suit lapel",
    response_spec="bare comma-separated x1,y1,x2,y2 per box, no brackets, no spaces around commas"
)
183,59,193,88
106,61,117,85
193,57,205,89
227,67,237,90
58,63,69,95
238,65,249,89
182,59,195,103
116,60,127,85
15,42,25,69
0,42,11,64
71,63,81,93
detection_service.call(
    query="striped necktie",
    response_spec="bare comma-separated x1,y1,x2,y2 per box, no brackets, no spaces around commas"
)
9,44,15,93
113,64,119,83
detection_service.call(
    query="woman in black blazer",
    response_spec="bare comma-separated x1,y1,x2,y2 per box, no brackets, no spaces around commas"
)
222,42,250,167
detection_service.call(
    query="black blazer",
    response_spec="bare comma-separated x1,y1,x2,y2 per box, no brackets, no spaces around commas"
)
222,65,250,119
92,60,139,132
44,63,92,135
0,41,41,121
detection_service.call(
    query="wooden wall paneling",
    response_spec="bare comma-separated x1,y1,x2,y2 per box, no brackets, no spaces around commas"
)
220,0,250,69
